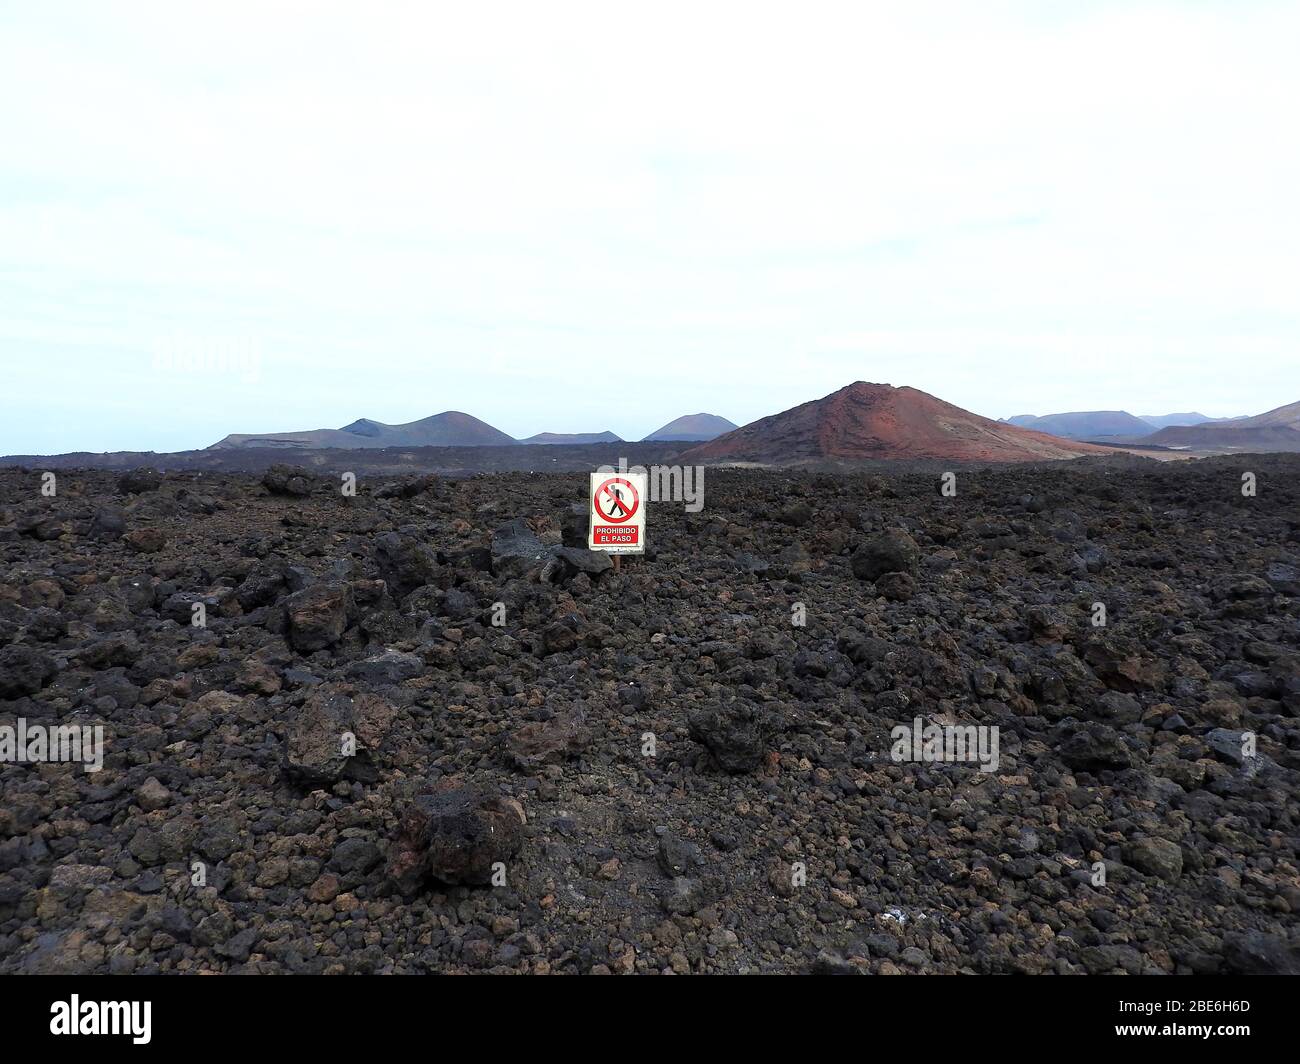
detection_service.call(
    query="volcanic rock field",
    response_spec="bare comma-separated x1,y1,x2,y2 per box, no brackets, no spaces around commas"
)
2,455,1298,975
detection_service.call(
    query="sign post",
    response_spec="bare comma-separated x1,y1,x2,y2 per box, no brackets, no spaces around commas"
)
589,471,646,566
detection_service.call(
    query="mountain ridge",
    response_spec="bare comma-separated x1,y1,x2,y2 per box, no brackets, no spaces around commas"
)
681,382,1115,463
1003,410,1154,440
642,413,737,442
1143,399,1300,451
521,431,622,445
209,411,517,450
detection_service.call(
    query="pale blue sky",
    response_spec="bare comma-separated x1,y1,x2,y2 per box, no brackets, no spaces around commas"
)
2,1,1297,454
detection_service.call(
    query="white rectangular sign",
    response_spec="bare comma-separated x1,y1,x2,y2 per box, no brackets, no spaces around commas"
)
588,471,646,554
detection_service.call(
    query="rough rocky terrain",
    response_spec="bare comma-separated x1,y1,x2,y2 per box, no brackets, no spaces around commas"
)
1,455,1298,975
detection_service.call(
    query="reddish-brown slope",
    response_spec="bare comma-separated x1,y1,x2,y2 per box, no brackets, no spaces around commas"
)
679,383,1117,463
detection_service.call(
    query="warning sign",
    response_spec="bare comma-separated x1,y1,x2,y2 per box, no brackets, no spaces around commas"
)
588,472,646,554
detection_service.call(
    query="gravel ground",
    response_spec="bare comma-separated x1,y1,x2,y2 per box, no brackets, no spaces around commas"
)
1,455,1297,975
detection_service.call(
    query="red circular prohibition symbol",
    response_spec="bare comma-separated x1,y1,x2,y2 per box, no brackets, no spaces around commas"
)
593,477,640,523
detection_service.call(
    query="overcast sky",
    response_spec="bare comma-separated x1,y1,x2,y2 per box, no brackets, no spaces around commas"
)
2,1,1297,454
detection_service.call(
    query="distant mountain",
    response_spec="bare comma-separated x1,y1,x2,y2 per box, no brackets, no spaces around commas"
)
1003,409,1249,440
1,441,694,475
1143,399,1300,451
1002,410,1154,440
1138,412,1217,430
1239,399,1300,429
209,411,515,450
642,413,737,442
681,383,1114,464
521,431,622,445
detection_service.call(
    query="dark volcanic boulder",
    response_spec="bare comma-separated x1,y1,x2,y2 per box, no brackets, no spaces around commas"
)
1054,721,1137,772
345,649,423,685
1263,562,1299,596
372,532,439,599
387,784,526,892
540,622,578,655
657,834,705,877
75,631,142,669
375,474,439,499
502,709,589,771
117,468,162,494
874,570,915,601
1210,573,1273,601
87,505,127,541
491,519,556,579
0,644,58,698
161,590,230,625
15,514,66,541
123,528,166,553
1122,836,1183,882
777,501,813,527
22,608,66,643
851,530,920,582
262,465,313,497
282,685,392,785
284,583,350,652
236,564,286,610
552,546,612,581
687,700,780,773
1220,931,1300,975
561,504,589,548
1081,632,1165,691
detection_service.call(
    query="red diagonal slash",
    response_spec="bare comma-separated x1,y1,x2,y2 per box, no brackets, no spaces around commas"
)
594,477,640,523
